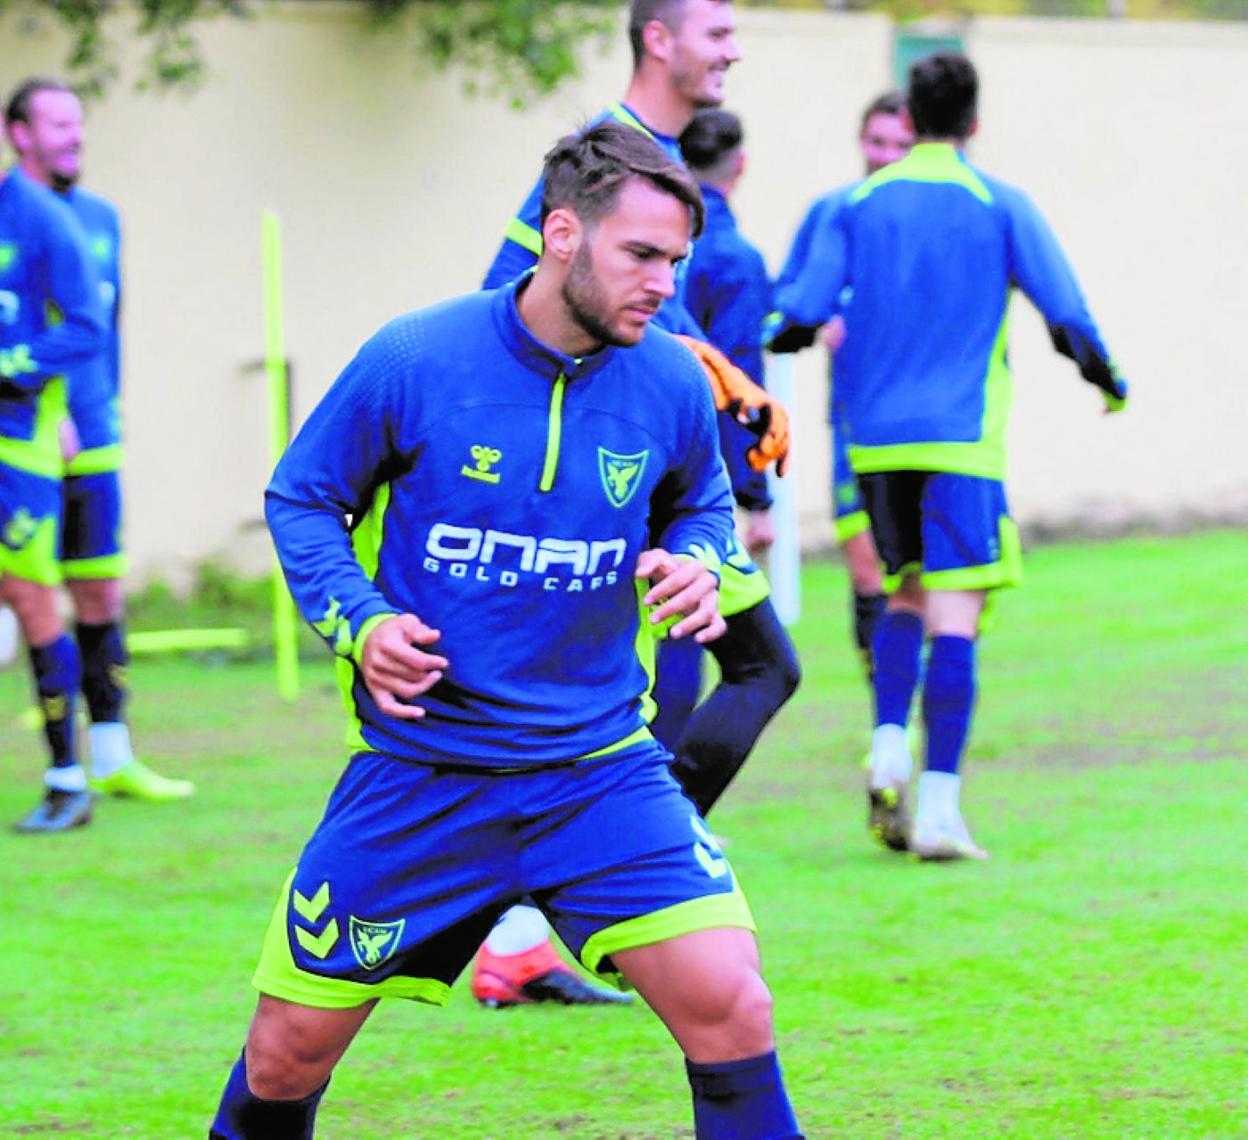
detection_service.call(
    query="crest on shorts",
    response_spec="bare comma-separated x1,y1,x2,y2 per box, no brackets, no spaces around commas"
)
598,447,648,508
349,915,405,971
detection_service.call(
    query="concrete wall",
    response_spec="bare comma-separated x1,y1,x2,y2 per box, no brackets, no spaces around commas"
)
2,6,1244,584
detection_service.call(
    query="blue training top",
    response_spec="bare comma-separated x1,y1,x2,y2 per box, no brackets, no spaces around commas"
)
266,279,735,768
482,102,705,338
0,168,104,473
685,183,773,512
62,185,122,455
772,143,1125,480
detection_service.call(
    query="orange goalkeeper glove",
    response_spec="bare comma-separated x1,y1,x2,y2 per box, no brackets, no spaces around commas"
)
675,335,791,477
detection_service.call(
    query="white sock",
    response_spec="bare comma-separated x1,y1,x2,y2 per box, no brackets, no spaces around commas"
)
485,905,550,956
870,723,913,787
0,605,19,667
45,764,88,793
89,722,134,778
916,770,961,828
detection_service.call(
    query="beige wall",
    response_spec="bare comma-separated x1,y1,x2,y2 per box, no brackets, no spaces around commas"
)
3,6,1244,584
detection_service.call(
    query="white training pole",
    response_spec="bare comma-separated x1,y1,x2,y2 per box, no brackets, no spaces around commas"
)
765,353,801,626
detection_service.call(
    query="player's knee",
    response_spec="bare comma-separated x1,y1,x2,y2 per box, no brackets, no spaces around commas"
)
244,1023,336,1101
67,577,123,623
694,969,775,1061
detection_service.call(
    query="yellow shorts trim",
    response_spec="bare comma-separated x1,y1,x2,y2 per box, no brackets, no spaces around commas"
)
580,883,756,977
251,871,451,1010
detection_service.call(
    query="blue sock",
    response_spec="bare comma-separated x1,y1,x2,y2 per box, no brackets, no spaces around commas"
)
686,1051,803,1139
75,620,128,723
210,1051,327,1140
871,610,924,728
923,635,977,775
27,635,81,769
852,591,887,680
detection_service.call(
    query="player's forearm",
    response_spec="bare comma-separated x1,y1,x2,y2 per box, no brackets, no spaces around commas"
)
1,316,104,392
1047,321,1126,401
265,492,399,659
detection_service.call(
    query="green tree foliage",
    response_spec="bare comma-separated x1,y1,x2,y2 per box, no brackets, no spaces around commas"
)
0,0,620,103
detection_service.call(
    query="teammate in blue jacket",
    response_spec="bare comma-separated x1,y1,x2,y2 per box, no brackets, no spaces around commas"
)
774,91,912,690
5,78,194,818
478,0,799,1009
210,122,803,1140
771,53,1127,861
0,154,104,832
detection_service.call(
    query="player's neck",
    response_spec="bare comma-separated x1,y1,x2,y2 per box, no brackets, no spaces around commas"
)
621,71,694,139
516,273,602,360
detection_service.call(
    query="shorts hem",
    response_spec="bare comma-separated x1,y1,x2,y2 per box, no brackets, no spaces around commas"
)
579,886,756,977
834,510,871,543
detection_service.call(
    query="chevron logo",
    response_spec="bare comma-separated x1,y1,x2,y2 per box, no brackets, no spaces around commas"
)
291,880,338,960
295,918,340,960
293,882,331,923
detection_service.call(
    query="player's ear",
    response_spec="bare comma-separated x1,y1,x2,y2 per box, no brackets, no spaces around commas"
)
542,206,583,264
642,17,673,64
5,121,29,155
900,106,916,136
966,117,980,140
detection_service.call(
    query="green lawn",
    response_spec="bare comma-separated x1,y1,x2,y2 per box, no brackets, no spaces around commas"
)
0,530,1244,1137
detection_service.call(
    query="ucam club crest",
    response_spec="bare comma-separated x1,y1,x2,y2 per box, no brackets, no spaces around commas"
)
598,447,649,508
349,915,405,971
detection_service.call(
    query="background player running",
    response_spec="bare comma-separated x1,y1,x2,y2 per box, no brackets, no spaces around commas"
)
770,53,1127,861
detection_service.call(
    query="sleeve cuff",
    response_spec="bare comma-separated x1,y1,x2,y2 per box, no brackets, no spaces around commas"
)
352,612,399,667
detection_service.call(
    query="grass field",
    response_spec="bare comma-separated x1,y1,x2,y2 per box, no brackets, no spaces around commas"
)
1,530,1244,1138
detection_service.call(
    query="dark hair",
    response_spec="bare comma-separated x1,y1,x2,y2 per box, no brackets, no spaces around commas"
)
627,0,687,67
4,77,73,128
859,90,906,134
541,120,705,239
678,108,742,172
906,52,978,140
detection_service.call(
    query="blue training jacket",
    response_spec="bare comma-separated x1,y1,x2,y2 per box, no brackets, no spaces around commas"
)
0,168,104,468
266,279,735,768
685,184,773,512
482,102,705,338
62,186,122,455
772,143,1124,480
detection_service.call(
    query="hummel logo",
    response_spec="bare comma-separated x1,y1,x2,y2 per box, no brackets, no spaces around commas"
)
462,445,502,484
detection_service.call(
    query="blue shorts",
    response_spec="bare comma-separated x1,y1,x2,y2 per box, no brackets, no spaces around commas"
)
0,460,63,585
253,742,755,1009
857,470,1023,593
61,468,127,579
831,425,870,544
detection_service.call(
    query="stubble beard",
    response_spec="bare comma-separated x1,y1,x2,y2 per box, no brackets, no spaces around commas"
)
562,244,635,350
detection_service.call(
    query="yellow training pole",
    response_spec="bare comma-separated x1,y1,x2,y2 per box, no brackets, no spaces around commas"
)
262,209,300,701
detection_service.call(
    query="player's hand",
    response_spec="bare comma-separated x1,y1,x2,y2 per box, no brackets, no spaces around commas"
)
674,335,792,476
1102,377,1128,415
818,316,847,354
59,418,81,466
359,613,449,722
744,509,775,555
635,549,726,644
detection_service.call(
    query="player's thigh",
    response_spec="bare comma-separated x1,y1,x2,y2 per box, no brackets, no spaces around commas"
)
0,461,63,590
61,469,127,589
614,926,774,1062
918,472,1022,594
857,470,926,590
528,745,756,979
252,752,519,1012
